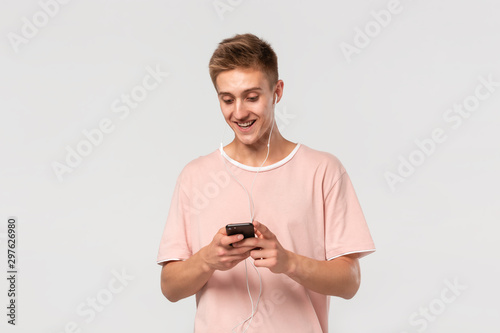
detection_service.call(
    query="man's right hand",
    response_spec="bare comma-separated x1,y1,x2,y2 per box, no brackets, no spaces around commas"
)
200,227,255,271
161,227,256,302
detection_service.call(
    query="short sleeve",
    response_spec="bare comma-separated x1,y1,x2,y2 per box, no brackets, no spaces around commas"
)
324,171,375,260
156,174,192,265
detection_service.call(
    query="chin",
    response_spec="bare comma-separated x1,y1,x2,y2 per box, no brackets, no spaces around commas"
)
234,132,260,146
235,136,256,146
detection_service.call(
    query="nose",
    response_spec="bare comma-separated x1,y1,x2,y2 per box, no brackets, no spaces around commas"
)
233,98,249,120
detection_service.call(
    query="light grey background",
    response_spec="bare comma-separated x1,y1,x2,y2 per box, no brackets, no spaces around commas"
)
1,0,499,332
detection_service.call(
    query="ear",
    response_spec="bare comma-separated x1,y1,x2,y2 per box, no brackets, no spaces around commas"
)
274,79,284,104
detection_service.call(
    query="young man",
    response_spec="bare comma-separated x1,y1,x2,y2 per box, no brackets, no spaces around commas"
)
157,33,375,332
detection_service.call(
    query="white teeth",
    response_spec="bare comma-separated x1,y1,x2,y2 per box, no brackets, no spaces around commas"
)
238,120,255,127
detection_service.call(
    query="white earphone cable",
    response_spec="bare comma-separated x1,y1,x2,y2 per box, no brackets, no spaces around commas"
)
223,96,276,332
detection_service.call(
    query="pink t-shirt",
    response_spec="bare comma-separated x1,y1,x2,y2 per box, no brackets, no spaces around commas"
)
157,143,375,332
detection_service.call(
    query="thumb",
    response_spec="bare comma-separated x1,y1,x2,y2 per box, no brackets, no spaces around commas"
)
253,220,274,239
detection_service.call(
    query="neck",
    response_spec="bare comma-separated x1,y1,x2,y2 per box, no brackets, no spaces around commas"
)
224,128,291,167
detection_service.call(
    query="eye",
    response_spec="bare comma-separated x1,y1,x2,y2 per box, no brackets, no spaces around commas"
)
222,98,233,104
247,96,259,102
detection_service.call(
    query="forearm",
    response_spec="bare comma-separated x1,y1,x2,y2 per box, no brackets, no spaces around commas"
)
161,248,214,302
285,252,360,299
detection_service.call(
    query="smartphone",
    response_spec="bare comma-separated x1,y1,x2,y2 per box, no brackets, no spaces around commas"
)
226,222,255,240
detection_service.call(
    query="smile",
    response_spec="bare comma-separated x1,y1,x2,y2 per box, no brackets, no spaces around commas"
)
236,120,256,129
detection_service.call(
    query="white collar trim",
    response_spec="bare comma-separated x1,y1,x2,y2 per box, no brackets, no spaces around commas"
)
219,143,301,172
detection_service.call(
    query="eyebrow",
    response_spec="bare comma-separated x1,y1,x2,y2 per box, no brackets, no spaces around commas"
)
217,87,262,96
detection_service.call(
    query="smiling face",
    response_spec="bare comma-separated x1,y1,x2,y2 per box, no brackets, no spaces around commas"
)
216,67,282,148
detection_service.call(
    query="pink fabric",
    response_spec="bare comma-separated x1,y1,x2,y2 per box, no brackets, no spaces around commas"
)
157,143,375,332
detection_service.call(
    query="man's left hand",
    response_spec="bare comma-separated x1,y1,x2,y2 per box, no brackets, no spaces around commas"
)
233,220,294,274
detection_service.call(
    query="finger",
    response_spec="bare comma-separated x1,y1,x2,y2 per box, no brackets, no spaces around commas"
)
226,246,254,256
232,237,268,249
253,221,275,239
252,220,264,238
226,252,251,262
255,229,263,238
252,257,276,268
250,248,276,260
220,234,244,247
252,220,260,229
